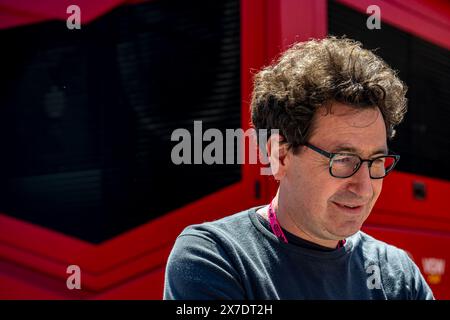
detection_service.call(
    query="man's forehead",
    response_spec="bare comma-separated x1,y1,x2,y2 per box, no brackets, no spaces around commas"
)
309,103,388,154
319,103,382,126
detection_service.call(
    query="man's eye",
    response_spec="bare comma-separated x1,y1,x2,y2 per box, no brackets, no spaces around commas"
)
334,156,353,163
373,158,385,164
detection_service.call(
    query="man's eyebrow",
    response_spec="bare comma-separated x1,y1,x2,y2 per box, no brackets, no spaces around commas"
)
331,144,388,155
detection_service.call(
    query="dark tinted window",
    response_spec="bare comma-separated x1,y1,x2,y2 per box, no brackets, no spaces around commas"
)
0,0,241,243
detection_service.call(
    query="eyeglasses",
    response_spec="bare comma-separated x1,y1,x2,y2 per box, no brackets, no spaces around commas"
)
304,142,400,179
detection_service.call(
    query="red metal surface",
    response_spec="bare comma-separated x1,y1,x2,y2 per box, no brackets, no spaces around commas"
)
336,0,450,50
368,172,450,233
0,183,263,298
363,225,450,299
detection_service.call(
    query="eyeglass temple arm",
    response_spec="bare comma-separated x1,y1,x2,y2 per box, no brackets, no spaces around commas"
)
304,142,333,158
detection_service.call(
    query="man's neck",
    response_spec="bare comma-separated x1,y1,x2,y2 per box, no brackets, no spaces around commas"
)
266,194,339,249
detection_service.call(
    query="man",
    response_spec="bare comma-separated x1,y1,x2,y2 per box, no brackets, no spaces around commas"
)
163,37,434,299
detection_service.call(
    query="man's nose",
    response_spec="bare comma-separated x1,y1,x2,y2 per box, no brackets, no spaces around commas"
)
347,161,374,199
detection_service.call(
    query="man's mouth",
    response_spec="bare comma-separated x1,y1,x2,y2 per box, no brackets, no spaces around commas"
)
332,201,365,214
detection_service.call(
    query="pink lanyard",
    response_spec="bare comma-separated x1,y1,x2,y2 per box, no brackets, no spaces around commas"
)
267,200,346,248
268,200,289,243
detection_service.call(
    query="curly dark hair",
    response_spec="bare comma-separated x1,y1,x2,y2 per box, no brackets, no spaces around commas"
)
251,36,408,152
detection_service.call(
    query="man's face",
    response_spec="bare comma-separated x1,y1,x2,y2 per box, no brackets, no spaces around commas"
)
281,102,387,240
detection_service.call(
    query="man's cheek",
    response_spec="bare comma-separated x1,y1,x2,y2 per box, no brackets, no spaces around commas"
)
372,184,383,203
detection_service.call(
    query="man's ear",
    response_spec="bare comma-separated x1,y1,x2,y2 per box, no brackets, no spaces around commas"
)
266,133,290,180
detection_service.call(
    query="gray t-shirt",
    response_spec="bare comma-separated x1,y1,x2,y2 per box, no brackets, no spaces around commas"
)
164,206,434,300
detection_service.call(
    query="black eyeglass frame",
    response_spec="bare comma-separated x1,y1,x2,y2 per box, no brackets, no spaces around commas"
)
304,142,400,179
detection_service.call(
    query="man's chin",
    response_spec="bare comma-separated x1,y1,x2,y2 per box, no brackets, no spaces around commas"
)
330,223,363,239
